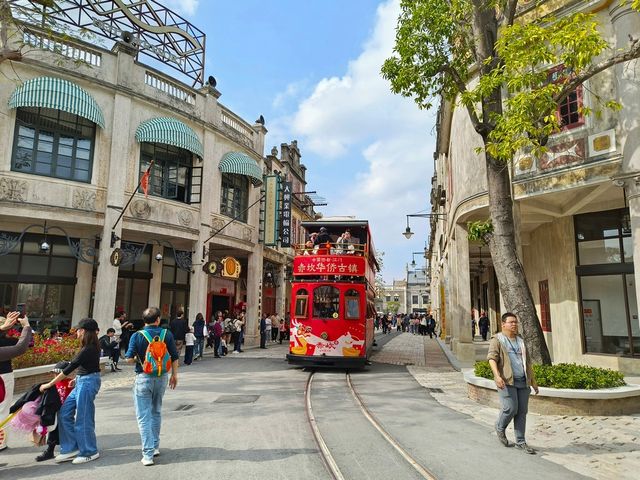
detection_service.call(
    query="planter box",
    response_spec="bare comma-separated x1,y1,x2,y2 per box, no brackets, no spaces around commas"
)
12,357,111,395
464,369,640,415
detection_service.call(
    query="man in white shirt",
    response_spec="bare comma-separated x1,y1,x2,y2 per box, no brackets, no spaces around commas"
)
113,311,132,356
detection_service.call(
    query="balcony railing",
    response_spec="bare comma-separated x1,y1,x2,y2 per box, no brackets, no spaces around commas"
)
144,71,196,105
23,30,102,67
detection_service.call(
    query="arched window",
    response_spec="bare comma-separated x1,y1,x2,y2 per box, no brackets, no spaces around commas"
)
313,286,340,319
295,288,308,318
345,289,360,319
220,173,249,222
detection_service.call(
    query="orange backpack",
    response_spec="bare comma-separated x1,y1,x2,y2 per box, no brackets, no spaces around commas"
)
139,329,172,376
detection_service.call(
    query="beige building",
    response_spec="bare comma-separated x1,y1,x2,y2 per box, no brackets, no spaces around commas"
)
0,6,310,345
428,1,640,373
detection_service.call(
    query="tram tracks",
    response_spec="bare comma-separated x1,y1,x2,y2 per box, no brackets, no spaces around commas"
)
305,370,438,480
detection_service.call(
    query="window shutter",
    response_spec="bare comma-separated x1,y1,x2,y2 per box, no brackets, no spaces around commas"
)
190,166,202,204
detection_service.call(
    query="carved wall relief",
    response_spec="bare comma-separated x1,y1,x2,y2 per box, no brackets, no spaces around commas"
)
72,189,96,211
131,199,151,219
0,178,27,202
177,209,194,227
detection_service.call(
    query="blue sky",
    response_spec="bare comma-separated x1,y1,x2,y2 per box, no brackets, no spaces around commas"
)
167,0,436,282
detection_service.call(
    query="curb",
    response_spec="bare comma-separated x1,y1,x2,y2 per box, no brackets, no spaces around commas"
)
434,337,462,372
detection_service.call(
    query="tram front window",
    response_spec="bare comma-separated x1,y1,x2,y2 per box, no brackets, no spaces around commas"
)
345,289,360,319
313,286,340,319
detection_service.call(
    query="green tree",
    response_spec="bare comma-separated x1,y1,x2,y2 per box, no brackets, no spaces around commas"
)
382,0,640,364
386,301,400,315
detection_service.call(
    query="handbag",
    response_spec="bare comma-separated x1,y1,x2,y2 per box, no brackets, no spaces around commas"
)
0,376,5,403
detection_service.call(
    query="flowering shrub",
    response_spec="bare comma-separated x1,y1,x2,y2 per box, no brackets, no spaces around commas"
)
10,330,81,370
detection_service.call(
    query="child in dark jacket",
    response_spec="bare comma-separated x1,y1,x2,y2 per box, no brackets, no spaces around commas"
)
36,361,74,461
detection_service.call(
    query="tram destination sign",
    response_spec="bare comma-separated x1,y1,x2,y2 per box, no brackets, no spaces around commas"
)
293,256,365,277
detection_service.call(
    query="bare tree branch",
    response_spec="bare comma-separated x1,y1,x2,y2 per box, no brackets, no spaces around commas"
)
554,37,640,104
504,0,519,27
444,64,482,130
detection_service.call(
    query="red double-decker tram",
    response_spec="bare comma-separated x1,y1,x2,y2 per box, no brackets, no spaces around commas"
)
287,220,379,368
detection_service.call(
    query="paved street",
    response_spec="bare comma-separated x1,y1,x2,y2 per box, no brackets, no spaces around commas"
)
0,333,637,479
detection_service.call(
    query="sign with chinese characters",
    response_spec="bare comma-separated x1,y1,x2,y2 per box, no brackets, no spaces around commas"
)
280,181,293,247
262,175,280,246
293,255,366,276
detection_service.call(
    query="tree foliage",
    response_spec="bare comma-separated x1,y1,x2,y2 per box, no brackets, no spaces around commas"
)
383,1,640,163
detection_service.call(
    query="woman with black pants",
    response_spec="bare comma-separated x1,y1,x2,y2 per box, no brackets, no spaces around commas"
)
40,318,101,465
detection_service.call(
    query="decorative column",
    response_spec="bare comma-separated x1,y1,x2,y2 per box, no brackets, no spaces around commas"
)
453,224,475,362
610,2,640,331
189,92,221,322
71,258,93,324
245,247,264,346
93,91,131,333
148,244,163,308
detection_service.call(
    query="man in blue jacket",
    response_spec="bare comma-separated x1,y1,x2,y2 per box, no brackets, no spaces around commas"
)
126,307,179,466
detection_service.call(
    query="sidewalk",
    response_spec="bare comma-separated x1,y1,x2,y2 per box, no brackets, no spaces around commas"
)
373,333,640,480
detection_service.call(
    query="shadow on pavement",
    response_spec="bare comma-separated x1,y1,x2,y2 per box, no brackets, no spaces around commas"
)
4,446,319,478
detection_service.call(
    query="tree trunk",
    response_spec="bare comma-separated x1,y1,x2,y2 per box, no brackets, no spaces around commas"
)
470,0,552,365
485,156,552,365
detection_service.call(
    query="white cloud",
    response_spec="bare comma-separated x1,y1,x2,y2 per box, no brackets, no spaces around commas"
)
272,80,310,109
163,0,199,16
274,0,437,282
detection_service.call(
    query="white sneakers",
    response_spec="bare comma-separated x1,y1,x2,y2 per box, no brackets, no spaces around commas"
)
55,450,79,462
55,450,99,464
141,449,160,466
72,453,100,464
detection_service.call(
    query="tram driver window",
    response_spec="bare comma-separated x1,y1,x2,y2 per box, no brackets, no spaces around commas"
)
295,289,308,318
345,289,360,319
313,286,340,319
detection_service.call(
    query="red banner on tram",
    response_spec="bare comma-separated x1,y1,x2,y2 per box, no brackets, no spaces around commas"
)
293,255,366,276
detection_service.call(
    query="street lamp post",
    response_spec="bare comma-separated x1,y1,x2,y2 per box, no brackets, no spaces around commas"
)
402,213,446,239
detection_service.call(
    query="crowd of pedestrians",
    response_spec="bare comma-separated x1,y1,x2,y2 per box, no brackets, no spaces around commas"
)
375,313,438,338
0,304,269,467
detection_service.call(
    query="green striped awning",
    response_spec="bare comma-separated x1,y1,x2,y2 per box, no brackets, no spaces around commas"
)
219,151,263,186
8,76,105,128
135,117,203,158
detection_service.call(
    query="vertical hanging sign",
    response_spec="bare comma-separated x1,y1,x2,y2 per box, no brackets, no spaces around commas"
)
263,175,280,246
280,181,293,247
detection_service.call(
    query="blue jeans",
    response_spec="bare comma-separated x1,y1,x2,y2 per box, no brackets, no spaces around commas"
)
235,330,244,352
133,374,168,460
194,337,205,358
59,373,101,456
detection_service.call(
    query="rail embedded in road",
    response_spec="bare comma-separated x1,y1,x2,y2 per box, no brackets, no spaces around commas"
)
305,370,438,480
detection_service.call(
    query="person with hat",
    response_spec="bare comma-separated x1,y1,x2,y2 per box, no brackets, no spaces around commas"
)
35,361,74,462
314,227,332,255
39,318,102,464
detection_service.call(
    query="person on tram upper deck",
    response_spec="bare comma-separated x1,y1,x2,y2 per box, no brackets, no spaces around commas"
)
314,227,331,255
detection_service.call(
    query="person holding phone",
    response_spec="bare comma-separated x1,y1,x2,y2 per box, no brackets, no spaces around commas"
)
0,310,33,451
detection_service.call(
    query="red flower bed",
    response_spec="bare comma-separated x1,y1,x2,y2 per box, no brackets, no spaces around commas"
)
10,330,81,370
